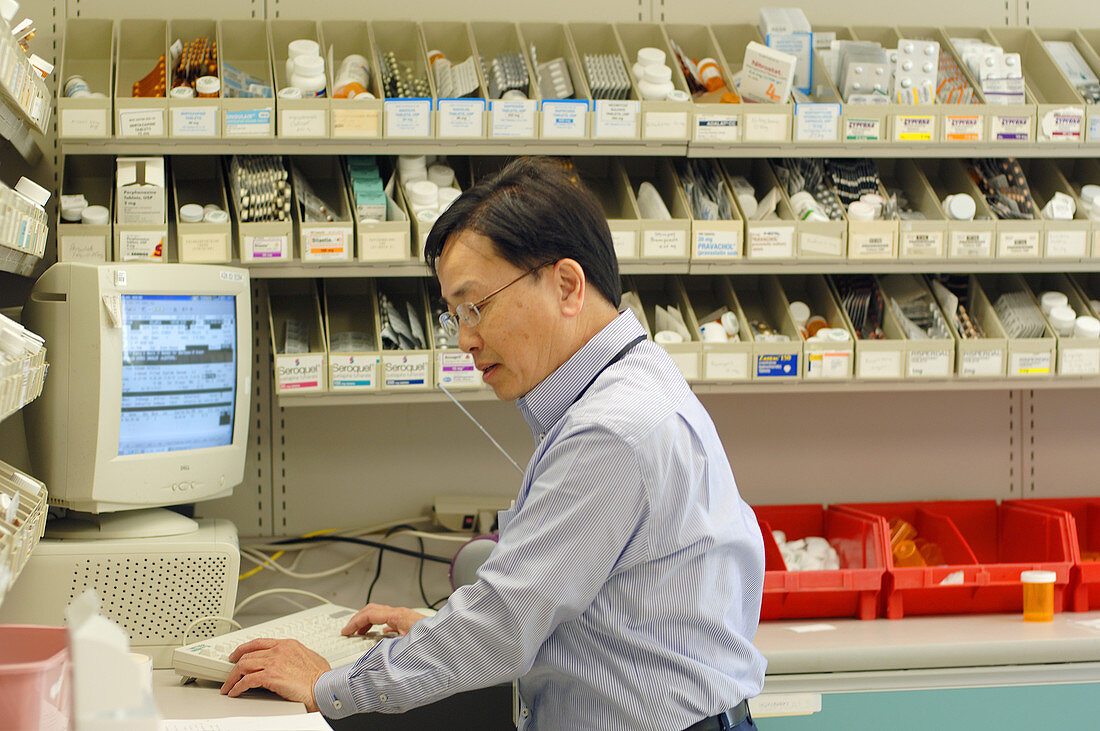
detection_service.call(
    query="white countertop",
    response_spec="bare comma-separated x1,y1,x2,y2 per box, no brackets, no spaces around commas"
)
154,670,306,719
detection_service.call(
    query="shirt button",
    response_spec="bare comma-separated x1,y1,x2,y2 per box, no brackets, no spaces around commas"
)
521,709,530,718
333,700,342,710
379,693,388,703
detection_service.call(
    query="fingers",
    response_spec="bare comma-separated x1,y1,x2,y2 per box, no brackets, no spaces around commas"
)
224,668,271,698
341,603,394,636
228,637,281,663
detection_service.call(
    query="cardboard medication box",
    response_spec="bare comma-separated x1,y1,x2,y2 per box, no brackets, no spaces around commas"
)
114,156,167,262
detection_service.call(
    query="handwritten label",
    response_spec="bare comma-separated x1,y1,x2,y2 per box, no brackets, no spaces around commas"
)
171,106,217,136
438,99,486,138
997,230,1041,258
59,234,107,262
594,100,640,138
384,99,432,137
895,115,935,141
541,100,587,139
703,351,749,381
794,103,840,142
748,226,795,258
799,232,843,258
358,230,408,261
945,115,982,142
694,228,741,258
844,117,881,141
744,113,788,142
489,99,536,138
643,111,689,140
60,107,108,137
118,108,164,137
908,348,952,378
992,115,1031,141
610,230,638,259
243,234,289,261
1046,229,1088,258
642,229,688,258
752,693,822,718
280,108,327,137
694,114,740,143
225,108,272,136
858,349,903,378
1060,347,1100,376
178,233,229,263
333,108,381,137
949,230,993,259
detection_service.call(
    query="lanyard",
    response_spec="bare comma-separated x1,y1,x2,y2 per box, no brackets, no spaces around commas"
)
569,334,648,409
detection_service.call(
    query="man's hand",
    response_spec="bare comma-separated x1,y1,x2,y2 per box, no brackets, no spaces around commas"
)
342,603,427,637
219,638,331,712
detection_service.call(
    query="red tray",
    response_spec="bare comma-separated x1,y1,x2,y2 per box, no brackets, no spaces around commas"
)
753,504,886,621
1006,498,1100,612
834,500,1073,619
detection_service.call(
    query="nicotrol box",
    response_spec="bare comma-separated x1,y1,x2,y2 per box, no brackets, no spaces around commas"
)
114,19,168,138
375,278,434,390
170,156,232,263
323,279,381,392
57,17,113,138
114,156,167,263
57,155,112,263
266,279,327,394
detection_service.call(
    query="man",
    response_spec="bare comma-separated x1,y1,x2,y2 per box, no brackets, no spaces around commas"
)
222,157,766,730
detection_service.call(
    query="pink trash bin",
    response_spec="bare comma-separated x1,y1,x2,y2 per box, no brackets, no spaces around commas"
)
0,625,72,731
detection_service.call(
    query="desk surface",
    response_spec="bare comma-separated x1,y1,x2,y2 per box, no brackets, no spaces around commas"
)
154,670,306,719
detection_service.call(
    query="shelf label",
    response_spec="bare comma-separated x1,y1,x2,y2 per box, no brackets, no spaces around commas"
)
280,108,327,137
756,352,798,378
1046,229,1088,258
900,230,944,259
1060,347,1100,376
908,348,952,378
61,108,108,137
794,103,840,142
243,234,289,261
331,355,381,391
171,106,217,137
806,349,850,378
747,226,795,259
744,113,787,142
668,351,699,381
997,230,1041,258
594,100,640,139
489,99,536,138
894,115,935,141
225,108,272,136
118,108,164,137
59,234,107,262
704,351,749,381
858,349,903,378
694,114,740,143
643,111,689,140
333,108,381,137
1040,108,1084,142
118,230,165,261
642,229,687,258
992,115,1031,141
611,230,638,259
753,693,821,718
438,352,481,388
949,230,993,259
945,115,982,142
799,231,843,258
438,98,486,138
960,349,1003,377
1010,351,1052,376
276,354,324,392
541,100,587,139
178,233,229,263
1089,115,1100,143
850,232,895,258
694,228,741,258
384,99,432,137
382,353,430,388
302,228,352,260
844,117,881,141
358,230,408,261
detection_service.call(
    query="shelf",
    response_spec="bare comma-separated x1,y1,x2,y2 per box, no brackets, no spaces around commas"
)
226,261,697,278
0,460,48,606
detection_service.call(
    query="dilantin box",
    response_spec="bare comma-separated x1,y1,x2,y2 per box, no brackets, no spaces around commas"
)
289,156,355,264
1024,273,1100,376
730,275,802,381
323,279,381,392
266,279,327,394
375,278,434,390
57,155,112,262
682,275,754,382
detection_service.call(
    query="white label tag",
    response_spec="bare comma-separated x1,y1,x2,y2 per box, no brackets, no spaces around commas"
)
333,108,381,137
992,115,1031,141
438,352,481,388
850,232,895,258
895,115,935,141
1040,108,1084,141
489,99,536,138
225,107,272,136
1046,229,1088,258
178,233,229,263
997,230,1041,258
438,98,486,138
276,353,325,392
358,230,408,261
118,108,164,136
611,230,638,259
908,348,952,377
949,230,993,259
1060,347,1100,375
302,228,352,260
384,99,432,137
642,229,687,258
668,351,699,381
1088,115,1100,143
844,117,881,141
280,108,327,137
703,351,749,381
961,349,1003,377
744,113,788,142
1009,350,1052,376
171,106,217,136
752,693,822,718
643,111,689,140
945,115,982,142
858,349,902,378
59,234,107,262
748,226,795,258
119,230,165,261
382,353,430,388
794,103,840,141
594,100,640,138
243,234,289,261
806,350,851,378
694,114,740,143
901,230,944,259
799,231,843,257
694,228,741,258
330,354,380,391
541,100,587,138
61,107,108,137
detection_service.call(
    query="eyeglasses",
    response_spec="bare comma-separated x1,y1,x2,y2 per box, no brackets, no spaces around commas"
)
438,262,551,338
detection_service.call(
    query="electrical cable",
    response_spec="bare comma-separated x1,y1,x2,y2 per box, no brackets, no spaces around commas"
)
268,534,452,564
234,588,331,616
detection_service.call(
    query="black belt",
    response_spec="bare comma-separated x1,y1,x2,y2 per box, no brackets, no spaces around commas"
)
683,700,751,731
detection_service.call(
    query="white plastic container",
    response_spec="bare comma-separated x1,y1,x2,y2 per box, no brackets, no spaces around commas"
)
1074,316,1100,339
638,65,674,101
1048,305,1076,337
290,55,327,98
1040,291,1069,316
286,39,321,79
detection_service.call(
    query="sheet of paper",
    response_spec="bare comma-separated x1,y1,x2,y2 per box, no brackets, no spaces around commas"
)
161,712,332,730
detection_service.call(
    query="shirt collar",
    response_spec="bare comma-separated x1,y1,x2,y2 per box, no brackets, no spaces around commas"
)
517,309,647,439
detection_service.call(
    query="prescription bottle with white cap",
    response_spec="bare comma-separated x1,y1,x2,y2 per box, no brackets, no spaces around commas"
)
1021,570,1056,622
290,56,327,98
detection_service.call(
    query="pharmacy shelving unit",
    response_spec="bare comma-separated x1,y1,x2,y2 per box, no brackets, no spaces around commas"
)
18,5,1100,729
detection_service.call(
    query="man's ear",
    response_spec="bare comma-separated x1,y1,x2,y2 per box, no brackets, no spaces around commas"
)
554,259,586,317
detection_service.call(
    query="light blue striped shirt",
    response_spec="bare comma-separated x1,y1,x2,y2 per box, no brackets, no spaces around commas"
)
315,310,766,729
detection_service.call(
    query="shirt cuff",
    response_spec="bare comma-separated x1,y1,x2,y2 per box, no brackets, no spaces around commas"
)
313,666,361,719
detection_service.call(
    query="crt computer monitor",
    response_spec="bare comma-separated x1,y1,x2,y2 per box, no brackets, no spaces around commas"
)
22,262,251,536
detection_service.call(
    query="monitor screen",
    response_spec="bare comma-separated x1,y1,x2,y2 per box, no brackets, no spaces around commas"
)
119,294,237,456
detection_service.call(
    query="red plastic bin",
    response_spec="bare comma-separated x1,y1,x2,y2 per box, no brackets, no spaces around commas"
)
0,625,71,730
835,500,1073,619
753,504,886,621
1006,498,1100,612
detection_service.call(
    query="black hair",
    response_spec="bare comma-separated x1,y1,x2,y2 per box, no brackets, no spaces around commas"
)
424,157,621,308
